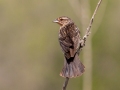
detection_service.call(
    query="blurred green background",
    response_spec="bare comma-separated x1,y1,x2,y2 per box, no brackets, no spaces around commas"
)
0,0,120,90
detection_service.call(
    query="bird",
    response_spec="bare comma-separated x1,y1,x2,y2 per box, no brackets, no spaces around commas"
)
53,16,85,78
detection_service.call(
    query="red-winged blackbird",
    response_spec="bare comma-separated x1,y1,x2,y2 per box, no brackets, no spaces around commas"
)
53,16,85,78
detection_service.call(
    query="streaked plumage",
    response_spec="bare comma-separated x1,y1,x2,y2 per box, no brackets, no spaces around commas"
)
54,16,85,78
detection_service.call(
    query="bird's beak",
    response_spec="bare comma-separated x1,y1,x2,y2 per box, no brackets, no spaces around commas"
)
53,20,59,23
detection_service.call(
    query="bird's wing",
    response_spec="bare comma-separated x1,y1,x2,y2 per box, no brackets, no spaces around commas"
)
58,26,73,59
69,26,81,57
59,25,81,59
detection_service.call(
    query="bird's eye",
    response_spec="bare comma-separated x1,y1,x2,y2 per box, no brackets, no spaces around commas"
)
60,18,63,21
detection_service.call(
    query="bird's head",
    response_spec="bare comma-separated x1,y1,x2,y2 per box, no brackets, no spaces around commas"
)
53,16,72,27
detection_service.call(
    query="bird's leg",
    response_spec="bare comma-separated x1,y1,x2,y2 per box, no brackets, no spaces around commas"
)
80,39,86,48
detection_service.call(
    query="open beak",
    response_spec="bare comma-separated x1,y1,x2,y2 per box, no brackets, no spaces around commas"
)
53,20,59,23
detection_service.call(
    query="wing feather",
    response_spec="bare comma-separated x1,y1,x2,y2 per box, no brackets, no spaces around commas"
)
59,23,81,59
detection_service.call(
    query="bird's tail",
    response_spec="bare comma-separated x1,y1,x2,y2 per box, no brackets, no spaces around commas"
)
60,54,85,78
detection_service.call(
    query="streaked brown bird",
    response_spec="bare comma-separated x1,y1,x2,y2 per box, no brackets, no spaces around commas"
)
53,16,85,78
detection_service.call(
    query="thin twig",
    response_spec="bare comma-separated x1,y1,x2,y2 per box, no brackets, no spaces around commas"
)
61,0,102,90
62,77,69,90
92,0,108,36
83,0,102,41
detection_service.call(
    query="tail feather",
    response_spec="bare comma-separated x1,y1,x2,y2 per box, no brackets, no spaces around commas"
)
60,54,85,78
